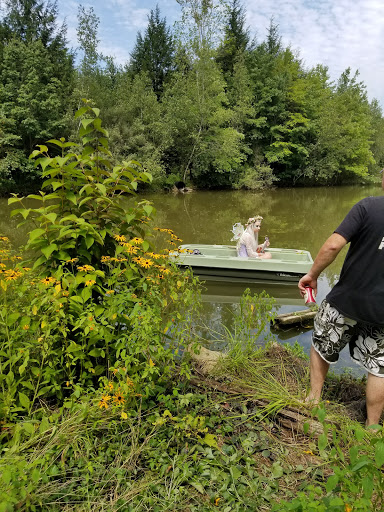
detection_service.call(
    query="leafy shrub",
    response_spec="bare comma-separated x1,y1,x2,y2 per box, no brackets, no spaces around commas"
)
235,163,278,190
0,102,201,420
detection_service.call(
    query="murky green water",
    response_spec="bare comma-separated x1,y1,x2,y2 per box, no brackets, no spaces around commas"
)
1,185,382,374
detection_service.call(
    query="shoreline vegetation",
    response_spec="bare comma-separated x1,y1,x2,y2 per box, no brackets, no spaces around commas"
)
1,106,383,512
1,1,384,197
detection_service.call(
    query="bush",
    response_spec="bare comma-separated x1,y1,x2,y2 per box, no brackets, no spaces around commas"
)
235,163,278,190
0,101,201,421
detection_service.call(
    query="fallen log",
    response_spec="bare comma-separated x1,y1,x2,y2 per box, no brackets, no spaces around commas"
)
189,375,327,437
272,308,317,327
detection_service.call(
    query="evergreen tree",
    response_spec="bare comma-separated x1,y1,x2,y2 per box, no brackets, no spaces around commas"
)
216,0,250,78
0,0,67,49
129,5,175,98
0,0,74,193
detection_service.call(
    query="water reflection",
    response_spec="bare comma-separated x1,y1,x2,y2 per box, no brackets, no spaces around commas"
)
1,185,382,376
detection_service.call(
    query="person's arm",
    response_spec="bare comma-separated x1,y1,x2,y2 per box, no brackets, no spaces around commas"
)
298,233,347,296
242,233,259,258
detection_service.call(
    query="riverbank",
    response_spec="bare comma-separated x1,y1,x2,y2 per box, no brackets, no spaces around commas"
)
2,343,381,512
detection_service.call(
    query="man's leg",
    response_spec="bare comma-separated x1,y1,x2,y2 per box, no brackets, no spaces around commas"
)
366,372,384,427
306,346,330,404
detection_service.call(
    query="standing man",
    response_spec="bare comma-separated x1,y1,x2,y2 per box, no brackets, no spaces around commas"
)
298,171,384,427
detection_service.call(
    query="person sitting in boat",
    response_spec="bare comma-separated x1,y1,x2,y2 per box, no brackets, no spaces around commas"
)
231,216,272,259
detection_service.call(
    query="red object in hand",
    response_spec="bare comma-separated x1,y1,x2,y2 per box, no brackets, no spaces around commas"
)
304,286,316,306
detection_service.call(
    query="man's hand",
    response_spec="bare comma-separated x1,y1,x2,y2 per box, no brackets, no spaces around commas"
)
297,233,347,298
298,274,318,297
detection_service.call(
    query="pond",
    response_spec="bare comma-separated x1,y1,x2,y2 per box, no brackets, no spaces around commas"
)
1,184,382,375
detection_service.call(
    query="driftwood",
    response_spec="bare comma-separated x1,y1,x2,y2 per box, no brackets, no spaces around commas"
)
187,345,332,437
272,308,317,327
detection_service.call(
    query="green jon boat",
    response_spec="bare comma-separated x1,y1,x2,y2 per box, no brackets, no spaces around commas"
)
170,244,314,282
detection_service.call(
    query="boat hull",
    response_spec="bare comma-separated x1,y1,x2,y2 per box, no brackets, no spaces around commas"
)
170,244,313,282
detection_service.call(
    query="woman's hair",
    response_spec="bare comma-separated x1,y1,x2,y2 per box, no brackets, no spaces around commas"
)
245,215,263,227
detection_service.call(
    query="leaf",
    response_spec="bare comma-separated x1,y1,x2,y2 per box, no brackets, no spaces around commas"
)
81,287,92,302
318,432,328,452
41,244,57,259
325,474,339,493
33,255,47,269
96,183,107,196
19,392,30,410
7,312,20,326
75,106,89,118
85,235,95,249
29,228,46,241
189,481,205,494
23,422,35,435
230,465,242,481
89,348,102,357
362,475,374,498
81,118,94,129
66,191,77,205
375,441,384,467
8,197,22,205
203,433,218,449
271,462,284,479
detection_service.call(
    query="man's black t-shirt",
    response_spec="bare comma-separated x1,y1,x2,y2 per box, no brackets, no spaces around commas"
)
326,196,384,325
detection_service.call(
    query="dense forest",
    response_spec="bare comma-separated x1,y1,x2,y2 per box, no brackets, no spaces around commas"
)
1,0,384,195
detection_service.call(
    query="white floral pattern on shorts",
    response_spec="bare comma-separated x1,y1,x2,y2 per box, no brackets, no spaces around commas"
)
313,300,384,377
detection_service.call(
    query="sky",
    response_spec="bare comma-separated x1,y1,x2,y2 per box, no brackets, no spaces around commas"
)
56,0,384,108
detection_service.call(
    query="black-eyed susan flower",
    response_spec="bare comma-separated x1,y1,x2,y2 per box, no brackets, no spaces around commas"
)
85,280,96,287
113,391,125,405
131,237,143,245
139,259,153,269
77,265,95,272
98,399,109,409
114,234,126,242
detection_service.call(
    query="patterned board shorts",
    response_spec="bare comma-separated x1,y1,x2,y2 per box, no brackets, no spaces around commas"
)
312,300,384,377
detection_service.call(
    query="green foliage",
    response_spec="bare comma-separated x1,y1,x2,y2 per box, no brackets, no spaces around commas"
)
235,163,277,190
272,408,384,511
216,0,251,78
0,1,74,193
1,103,201,420
129,5,175,98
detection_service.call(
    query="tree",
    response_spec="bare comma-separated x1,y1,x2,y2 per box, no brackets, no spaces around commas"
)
129,5,175,98
0,0,67,49
216,0,251,78
0,0,74,193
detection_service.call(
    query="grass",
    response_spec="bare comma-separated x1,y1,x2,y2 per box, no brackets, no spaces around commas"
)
1,342,378,512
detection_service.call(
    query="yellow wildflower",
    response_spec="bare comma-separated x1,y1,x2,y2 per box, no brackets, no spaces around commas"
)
139,259,153,269
124,245,138,254
66,258,78,264
41,276,56,286
106,289,115,295
345,505,352,512
22,325,30,330
121,411,128,419
114,234,126,242
113,391,125,405
149,358,155,368
85,280,96,287
98,399,109,410
303,450,314,455
101,256,111,262
0,237,9,242
131,237,143,245
77,265,95,272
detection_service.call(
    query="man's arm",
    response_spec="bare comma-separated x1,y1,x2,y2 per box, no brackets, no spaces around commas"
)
298,233,347,296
